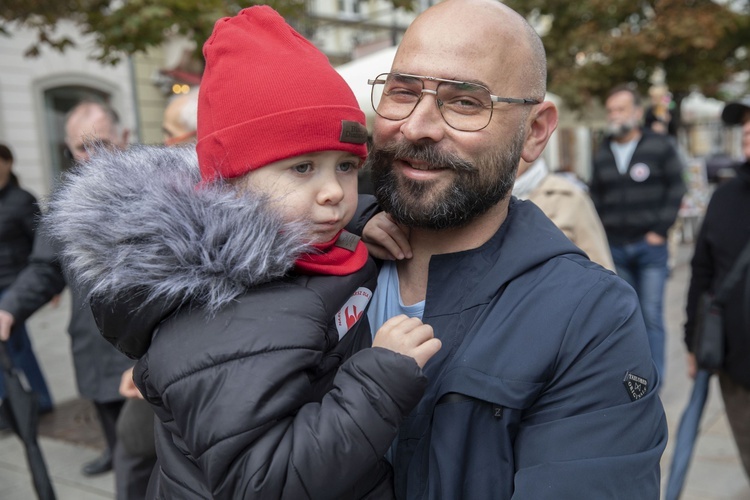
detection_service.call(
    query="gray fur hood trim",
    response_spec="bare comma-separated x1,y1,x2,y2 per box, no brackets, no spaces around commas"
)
45,145,310,313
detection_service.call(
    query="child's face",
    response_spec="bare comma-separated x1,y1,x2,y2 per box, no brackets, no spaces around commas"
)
242,150,361,243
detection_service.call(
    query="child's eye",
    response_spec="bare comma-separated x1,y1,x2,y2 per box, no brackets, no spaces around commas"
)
292,163,312,174
338,161,359,172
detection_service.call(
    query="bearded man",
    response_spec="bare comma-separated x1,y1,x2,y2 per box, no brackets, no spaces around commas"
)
589,84,686,382
355,2,668,497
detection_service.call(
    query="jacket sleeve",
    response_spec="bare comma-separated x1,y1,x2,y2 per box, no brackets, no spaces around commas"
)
138,300,426,499
346,194,381,236
653,142,687,238
511,275,667,498
0,230,66,323
568,191,615,271
684,201,715,351
21,191,40,243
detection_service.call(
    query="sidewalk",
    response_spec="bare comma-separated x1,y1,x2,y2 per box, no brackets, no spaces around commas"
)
0,243,748,499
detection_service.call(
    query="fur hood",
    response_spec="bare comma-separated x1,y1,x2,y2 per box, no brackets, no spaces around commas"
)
45,145,310,315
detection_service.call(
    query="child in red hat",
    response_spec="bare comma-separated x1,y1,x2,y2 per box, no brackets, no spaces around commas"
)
46,6,440,498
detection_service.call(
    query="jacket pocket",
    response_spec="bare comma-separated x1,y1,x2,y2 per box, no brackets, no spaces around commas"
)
425,392,520,500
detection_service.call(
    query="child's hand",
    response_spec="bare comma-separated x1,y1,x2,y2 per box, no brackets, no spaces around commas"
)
362,212,412,260
372,315,441,369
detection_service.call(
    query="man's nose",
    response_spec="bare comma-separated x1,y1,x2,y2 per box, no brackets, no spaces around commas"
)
399,91,446,144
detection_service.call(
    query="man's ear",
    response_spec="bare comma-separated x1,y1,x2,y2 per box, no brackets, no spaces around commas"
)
121,129,131,147
521,101,558,163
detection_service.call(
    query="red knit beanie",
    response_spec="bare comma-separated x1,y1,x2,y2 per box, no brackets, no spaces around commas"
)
196,6,368,183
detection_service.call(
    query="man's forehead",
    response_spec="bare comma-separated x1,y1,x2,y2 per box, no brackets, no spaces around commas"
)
396,16,528,91
66,110,116,142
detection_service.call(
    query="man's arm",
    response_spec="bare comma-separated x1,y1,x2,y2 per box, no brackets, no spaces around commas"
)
512,275,667,498
0,230,67,339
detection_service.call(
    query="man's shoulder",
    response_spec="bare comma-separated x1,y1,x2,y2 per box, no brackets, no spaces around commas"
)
2,184,37,206
534,173,582,197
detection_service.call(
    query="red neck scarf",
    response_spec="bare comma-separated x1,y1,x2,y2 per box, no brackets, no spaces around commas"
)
295,230,368,276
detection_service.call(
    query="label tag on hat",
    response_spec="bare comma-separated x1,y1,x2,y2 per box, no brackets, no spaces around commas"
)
340,120,368,144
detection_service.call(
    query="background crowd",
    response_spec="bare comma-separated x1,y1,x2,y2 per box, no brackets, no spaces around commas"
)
0,1,749,499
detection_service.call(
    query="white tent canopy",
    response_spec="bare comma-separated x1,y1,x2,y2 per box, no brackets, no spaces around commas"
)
335,46,398,124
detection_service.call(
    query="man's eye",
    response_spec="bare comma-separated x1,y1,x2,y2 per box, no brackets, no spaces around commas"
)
293,163,312,174
385,87,420,102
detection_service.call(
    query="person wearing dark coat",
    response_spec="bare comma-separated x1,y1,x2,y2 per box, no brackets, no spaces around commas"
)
357,0,667,497
0,143,53,426
684,97,750,479
45,7,438,499
0,102,155,494
589,85,687,382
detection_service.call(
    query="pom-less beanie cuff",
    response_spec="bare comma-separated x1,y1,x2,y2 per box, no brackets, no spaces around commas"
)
198,105,366,182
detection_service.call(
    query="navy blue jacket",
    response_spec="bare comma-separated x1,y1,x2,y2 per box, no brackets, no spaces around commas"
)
387,198,667,499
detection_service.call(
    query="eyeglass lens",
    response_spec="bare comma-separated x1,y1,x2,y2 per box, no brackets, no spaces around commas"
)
371,73,493,131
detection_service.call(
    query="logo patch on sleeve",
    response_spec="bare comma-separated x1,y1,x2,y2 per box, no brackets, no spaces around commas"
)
335,287,372,339
623,371,649,401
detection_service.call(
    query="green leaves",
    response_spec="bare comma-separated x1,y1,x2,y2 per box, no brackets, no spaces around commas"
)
505,0,750,109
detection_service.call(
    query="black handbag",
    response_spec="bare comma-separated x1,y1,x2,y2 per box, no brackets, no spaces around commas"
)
693,239,750,370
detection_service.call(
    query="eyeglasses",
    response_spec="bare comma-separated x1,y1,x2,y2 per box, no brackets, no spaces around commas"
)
368,73,540,132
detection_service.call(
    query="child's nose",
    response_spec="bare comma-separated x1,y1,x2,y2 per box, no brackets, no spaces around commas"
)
318,176,345,205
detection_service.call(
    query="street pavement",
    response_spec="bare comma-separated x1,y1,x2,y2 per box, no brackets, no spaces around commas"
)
0,242,748,499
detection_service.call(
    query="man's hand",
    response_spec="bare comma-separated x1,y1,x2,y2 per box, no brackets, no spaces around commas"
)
0,311,16,341
362,212,412,261
119,366,144,399
372,315,441,369
645,231,666,246
686,352,697,380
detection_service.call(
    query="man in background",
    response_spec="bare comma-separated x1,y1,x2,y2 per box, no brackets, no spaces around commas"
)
0,101,153,497
590,84,686,381
162,87,199,146
514,156,615,270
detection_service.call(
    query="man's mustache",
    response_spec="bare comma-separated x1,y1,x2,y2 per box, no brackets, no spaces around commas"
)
369,142,476,173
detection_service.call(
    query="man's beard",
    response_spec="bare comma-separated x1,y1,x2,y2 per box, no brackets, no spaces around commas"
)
606,119,637,139
366,126,525,230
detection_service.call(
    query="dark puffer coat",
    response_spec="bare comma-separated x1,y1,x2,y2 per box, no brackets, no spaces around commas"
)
685,161,750,388
45,146,427,499
0,181,38,288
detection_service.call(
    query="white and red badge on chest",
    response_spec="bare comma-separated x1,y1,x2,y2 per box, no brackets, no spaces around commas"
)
335,287,373,340
629,163,651,182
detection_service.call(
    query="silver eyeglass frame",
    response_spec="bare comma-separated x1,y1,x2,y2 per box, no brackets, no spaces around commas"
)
368,72,540,131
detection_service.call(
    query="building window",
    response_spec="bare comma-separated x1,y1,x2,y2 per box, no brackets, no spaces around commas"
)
43,86,110,182
338,0,362,19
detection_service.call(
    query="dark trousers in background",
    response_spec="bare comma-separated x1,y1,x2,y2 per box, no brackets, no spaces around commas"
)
719,371,750,480
94,399,124,453
610,240,669,381
0,288,53,412
115,441,156,500
115,398,157,499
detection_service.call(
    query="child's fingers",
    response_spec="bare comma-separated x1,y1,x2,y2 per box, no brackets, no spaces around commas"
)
365,241,398,261
375,314,419,338
363,226,402,259
381,221,412,259
411,338,442,368
363,213,411,260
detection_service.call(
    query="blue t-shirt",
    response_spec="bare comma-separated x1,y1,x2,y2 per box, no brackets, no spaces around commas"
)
367,260,425,340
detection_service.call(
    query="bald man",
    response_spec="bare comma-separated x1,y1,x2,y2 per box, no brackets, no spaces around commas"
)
64,100,129,163
359,0,667,497
162,88,198,146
